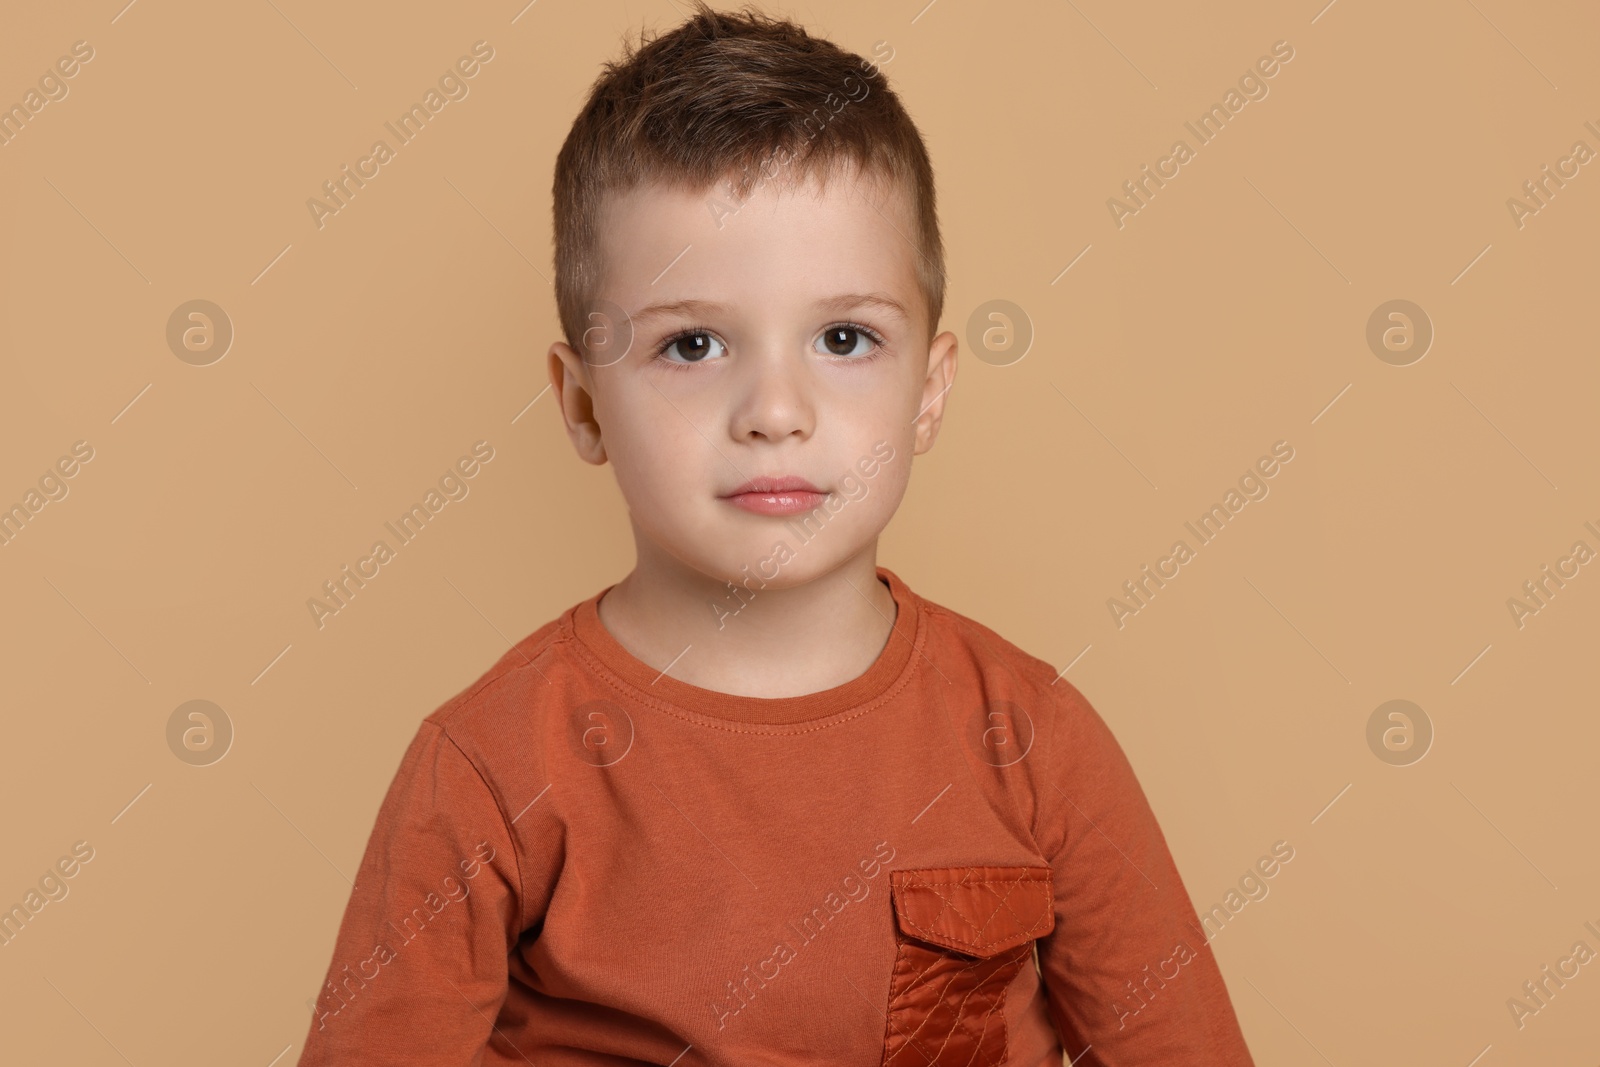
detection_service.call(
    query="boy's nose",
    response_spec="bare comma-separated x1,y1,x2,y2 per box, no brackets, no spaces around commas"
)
727,348,815,443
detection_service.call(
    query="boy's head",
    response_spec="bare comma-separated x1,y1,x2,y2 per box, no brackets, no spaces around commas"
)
548,2,958,590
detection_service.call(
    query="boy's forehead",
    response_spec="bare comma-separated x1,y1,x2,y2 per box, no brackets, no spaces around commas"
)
593,168,923,322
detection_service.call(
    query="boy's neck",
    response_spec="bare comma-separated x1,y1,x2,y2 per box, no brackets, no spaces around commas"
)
594,540,898,699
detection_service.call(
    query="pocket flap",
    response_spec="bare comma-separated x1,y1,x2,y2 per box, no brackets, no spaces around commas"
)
890,865,1055,958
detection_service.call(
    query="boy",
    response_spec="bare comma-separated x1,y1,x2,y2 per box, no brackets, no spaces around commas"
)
297,4,1255,1064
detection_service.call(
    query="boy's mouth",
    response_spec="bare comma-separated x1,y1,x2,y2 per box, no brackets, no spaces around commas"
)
720,476,827,517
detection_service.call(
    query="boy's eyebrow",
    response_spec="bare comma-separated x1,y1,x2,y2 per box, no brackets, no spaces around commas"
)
629,292,909,325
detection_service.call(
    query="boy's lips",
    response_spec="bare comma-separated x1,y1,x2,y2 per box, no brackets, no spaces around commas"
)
720,476,827,516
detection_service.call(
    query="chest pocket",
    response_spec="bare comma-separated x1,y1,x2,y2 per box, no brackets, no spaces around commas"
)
880,865,1055,1067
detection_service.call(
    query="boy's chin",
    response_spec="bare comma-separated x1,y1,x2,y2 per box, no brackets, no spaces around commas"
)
681,541,873,592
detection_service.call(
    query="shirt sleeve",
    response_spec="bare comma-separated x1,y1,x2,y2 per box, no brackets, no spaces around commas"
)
1032,682,1255,1065
296,718,524,1066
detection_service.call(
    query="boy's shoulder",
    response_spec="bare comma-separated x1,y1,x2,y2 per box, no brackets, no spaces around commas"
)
915,584,1095,715
418,602,580,755
913,582,1124,787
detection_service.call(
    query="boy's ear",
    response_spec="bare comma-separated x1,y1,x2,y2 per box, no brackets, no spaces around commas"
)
912,329,959,456
548,341,608,465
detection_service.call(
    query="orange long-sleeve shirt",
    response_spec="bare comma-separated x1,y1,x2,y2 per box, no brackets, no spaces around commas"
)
296,566,1255,1065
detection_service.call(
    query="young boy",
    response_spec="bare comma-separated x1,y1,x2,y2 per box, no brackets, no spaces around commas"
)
297,4,1255,1064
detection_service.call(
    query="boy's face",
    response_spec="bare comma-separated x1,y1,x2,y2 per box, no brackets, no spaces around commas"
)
548,166,958,589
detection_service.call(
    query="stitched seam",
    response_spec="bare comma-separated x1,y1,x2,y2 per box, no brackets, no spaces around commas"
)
434,722,527,936
897,945,991,1062
900,879,1049,887
565,607,930,736
886,941,962,1061
884,941,952,1065
432,628,571,731
941,952,1018,1065
893,943,1028,1066
899,908,1053,953
909,880,1048,931
966,953,1030,1062
895,874,1054,953
922,953,988,1064
949,949,1025,1067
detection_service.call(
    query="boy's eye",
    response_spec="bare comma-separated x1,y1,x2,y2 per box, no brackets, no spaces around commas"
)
815,326,877,357
660,332,727,363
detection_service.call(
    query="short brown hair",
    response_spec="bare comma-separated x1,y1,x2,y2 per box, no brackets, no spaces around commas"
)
551,1,944,353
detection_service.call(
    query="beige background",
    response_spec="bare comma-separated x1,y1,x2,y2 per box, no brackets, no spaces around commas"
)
2,0,1597,1062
